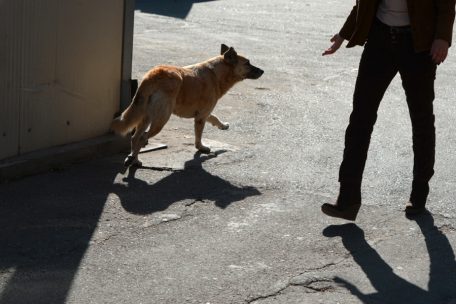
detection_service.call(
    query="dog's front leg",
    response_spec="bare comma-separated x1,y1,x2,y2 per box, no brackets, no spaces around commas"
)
194,118,210,154
207,114,229,130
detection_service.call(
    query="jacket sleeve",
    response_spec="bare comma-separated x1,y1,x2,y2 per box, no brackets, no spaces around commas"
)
339,5,358,40
435,0,456,46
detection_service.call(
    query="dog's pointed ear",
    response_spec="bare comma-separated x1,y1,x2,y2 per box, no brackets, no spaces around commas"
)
221,44,230,55
223,47,238,65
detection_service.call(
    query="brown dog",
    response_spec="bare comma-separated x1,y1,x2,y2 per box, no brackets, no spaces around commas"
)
111,44,264,167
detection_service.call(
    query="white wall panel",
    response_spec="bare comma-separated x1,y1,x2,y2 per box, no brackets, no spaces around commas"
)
0,0,124,159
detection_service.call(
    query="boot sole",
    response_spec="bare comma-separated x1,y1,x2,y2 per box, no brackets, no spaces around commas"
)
405,206,426,215
321,203,361,221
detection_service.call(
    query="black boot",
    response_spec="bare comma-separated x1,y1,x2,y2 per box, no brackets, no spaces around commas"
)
322,183,361,221
405,180,429,215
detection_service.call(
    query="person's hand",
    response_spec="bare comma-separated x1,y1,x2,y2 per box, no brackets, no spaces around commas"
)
322,34,344,56
430,39,449,64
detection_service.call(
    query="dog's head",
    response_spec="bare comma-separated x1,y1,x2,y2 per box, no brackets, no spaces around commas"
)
221,44,264,80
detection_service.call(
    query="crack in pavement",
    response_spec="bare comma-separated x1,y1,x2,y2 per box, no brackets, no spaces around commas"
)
245,259,347,303
434,213,456,221
291,277,336,293
185,198,207,207
91,212,193,247
438,224,456,233
246,277,338,303
139,165,183,172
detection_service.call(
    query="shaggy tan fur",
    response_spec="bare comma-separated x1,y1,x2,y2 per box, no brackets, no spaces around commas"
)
111,44,263,167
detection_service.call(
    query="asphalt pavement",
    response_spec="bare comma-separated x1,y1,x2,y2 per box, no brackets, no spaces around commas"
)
1,0,456,303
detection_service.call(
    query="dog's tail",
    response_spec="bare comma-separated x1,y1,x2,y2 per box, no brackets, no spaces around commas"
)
111,95,147,136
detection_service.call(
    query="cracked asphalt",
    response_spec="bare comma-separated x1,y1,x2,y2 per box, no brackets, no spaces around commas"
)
1,0,456,303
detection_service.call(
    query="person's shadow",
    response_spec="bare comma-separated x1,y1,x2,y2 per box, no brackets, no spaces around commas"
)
113,151,261,215
135,0,217,19
323,212,456,304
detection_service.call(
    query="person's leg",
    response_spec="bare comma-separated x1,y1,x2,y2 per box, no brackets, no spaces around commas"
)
339,46,398,189
323,22,398,220
399,43,437,214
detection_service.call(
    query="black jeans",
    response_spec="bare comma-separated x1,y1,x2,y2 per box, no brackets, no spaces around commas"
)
339,19,437,203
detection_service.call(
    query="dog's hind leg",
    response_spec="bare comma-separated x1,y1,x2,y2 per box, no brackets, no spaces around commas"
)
207,114,229,130
145,92,174,140
124,118,150,167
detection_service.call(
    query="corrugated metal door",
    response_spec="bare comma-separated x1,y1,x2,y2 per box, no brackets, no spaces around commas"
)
0,1,22,159
0,0,124,159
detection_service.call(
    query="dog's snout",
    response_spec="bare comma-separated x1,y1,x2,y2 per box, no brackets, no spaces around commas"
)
247,66,264,79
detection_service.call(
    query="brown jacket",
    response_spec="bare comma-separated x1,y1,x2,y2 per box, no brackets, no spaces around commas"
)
339,0,455,51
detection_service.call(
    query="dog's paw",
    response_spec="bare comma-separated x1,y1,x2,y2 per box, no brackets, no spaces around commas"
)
139,135,149,148
124,155,142,167
197,146,211,154
132,158,143,167
219,123,230,130
124,155,134,167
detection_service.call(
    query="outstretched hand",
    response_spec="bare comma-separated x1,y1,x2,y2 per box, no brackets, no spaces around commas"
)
430,39,449,64
322,34,344,56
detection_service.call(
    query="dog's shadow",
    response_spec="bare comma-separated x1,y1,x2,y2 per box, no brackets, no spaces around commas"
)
112,151,261,215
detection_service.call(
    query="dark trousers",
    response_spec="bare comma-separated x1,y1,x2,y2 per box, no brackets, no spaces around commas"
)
339,19,437,204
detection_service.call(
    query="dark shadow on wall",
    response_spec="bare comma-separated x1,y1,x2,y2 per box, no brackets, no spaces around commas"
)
0,156,123,304
323,213,456,304
135,0,217,19
113,151,261,215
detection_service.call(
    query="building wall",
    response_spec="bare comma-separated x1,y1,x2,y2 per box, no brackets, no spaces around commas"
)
0,0,125,160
